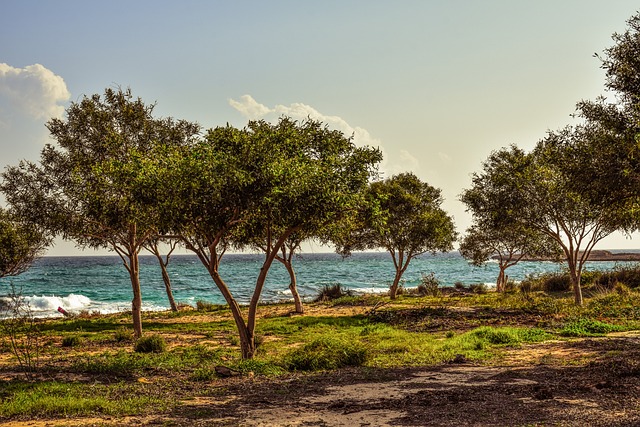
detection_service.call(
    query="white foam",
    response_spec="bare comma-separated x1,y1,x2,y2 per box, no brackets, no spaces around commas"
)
23,294,92,312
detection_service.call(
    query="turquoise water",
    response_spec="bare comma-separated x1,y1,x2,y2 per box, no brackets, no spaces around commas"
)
0,251,634,317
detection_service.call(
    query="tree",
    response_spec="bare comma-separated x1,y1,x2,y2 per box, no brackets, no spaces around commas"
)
459,146,559,292
0,208,49,278
1,88,199,337
166,118,381,358
523,127,624,305
336,173,456,299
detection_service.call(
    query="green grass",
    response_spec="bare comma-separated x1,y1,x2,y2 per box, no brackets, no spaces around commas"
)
0,382,167,418
560,318,626,337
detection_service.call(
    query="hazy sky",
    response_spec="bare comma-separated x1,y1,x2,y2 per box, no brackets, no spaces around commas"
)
2,1,639,255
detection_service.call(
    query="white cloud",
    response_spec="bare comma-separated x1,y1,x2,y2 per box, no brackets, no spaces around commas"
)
0,63,70,120
228,94,425,179
0,64,71,167
227,94,271,119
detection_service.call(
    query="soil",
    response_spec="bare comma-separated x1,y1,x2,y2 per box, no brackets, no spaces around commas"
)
2,331,640,427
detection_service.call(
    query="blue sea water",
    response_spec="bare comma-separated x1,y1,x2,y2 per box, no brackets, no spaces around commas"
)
0,251,636,317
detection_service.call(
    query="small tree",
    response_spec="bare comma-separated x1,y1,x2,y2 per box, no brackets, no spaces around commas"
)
523,127,623,305
1,88,199,337
336,173,456,299
460,146,560,292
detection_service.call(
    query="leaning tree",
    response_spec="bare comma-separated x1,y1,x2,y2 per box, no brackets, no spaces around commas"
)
164,118,381,359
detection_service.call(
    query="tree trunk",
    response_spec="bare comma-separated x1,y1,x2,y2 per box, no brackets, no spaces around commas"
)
160,263,178,312
128,253,143,339
496,266,506,293
569,269,584,306
207,269,256,358
283,260,303,314
389,269,403,300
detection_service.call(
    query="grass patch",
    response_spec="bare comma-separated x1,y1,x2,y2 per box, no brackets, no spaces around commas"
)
134,335,167,353
560,318,626,337
0,382,166,418
285,336,368,371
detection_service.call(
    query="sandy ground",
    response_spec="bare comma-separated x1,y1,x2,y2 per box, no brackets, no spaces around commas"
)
3,332,640,427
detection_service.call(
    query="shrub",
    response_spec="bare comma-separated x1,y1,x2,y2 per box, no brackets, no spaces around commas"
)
469,283,488,294
196,300,217,312
314,284,353,302
134,335,167,353
520,272,570,293
594,264,640,289
61,335,82,347
418,272,441,296
286,336,368,371
454,281,466,290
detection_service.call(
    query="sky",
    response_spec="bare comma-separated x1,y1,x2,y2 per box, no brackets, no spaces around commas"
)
1,0,640,256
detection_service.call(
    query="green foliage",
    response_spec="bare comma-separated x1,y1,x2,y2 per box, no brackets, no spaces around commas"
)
471,327,550,345
134,335,167,353
560,318,625,337
235,359,284,376
0,208,49,278
285,336,368,371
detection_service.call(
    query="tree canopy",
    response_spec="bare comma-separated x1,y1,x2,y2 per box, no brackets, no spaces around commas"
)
460,146,560,292
336,173,456,299
161,117,382,358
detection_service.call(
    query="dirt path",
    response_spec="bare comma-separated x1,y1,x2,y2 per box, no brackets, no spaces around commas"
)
4,332,640,427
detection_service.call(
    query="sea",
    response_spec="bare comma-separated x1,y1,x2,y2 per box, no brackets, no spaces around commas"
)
0,251,637,318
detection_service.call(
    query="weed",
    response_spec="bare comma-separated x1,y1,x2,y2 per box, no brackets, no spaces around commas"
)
0,284,43,378
196,300,218,312
418,272,441,296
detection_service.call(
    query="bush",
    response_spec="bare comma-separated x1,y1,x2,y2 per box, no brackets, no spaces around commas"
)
196,300,217,312
61,335,82,347
417,272,441,296
286,336,368,371
134,335,167,353
594,264,640,289
469,283,488,294
454,281,466,290
314,284,353,302
520,272,570,293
